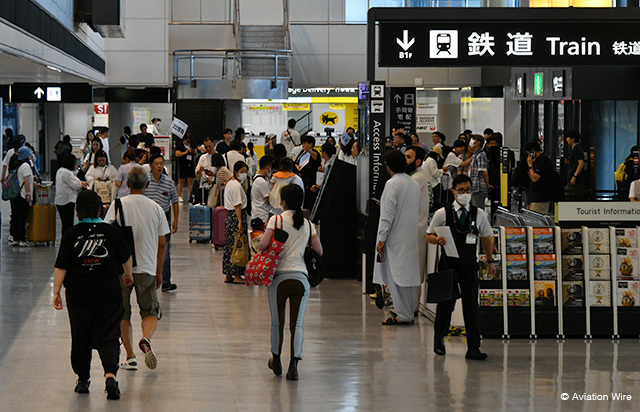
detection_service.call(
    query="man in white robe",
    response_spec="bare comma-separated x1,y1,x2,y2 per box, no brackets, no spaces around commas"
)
406,146,432,312
374,150,421,325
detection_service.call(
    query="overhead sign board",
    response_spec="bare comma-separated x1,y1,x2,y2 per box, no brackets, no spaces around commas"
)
389,87,416,133
11,83,93,103
558,202,640,223
379,22,640,67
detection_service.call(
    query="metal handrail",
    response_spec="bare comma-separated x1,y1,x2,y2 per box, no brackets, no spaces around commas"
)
283,0,291,50
173,49,293,83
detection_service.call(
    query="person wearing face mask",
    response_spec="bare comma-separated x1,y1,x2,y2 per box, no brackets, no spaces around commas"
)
467,135,491,209
374,150,421,326
405,147,432,314
251,155,275,231
426,174,495,361
223,161,250,284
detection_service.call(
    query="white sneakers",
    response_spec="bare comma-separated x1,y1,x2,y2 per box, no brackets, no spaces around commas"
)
120,357,137,370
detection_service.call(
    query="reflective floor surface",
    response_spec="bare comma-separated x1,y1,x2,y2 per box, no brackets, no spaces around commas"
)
1,201,639,411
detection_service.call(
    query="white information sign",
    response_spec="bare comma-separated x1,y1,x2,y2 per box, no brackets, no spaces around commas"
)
171,117,188,139
558,202,640,222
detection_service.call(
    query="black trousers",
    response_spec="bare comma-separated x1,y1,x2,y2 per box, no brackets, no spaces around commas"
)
67,302,123,381
9,196,28,241
434,260,482,350
57,202,75,237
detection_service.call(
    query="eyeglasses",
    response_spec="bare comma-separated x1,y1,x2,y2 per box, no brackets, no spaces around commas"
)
454,188,472,194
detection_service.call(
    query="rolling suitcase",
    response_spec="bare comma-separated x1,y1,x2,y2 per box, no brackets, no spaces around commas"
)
212,206,226,250
189,187,212,243
26,203,56,246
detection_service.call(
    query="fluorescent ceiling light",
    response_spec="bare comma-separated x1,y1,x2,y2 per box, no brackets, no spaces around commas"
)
432,87,460,91
46,65,61,73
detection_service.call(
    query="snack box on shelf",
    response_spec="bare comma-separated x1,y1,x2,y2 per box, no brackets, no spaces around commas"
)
616,248,639,280
615,228,637,248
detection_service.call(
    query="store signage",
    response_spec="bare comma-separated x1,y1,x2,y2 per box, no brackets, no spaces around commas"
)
94,104,108,114
533,73,544,96
369,81,386,200
288,87,357,96
10,83,93,103
282,103,310,111
389,87,416,132
379,22,640,67
515,73,526,98
558,202,640,222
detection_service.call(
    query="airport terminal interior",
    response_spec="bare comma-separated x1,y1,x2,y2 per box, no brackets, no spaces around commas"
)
2,0,640,411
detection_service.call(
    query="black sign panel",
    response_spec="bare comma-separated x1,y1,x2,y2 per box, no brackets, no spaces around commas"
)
389,87,416,133
11,83,93,103
369,81,386,201
552,70,565,98
379,22,640,67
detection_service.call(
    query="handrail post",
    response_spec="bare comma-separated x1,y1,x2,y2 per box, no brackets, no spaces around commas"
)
274,55,279,81
189,52,194,82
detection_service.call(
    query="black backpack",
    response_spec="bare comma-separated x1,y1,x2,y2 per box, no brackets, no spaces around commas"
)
245,174,267,215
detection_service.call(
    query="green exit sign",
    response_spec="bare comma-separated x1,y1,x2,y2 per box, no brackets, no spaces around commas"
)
534,73,544,96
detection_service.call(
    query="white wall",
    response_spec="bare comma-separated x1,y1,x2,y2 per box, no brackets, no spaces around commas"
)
18,105,40,147
105,0,170,86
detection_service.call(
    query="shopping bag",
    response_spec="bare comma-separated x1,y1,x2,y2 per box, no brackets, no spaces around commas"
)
93,181,114,204
245,216,288,286
230,231,250,267
111,199,137,268
426,246,460,303
304,219,324,287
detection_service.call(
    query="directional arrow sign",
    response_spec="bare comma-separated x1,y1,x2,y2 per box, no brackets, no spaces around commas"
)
396,30,415,51
394,94,402,103
34,87,44,99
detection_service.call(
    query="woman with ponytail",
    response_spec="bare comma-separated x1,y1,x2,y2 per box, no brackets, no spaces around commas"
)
257,184,323,381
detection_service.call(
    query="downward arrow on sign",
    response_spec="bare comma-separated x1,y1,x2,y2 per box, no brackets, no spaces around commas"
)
396,30,415,51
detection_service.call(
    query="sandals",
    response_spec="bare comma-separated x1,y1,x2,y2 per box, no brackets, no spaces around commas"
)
382,316,415,326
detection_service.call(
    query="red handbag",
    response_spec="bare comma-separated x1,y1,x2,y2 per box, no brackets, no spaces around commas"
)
244,215,289,286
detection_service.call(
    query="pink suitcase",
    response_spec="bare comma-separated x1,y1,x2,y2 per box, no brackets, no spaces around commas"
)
212,206,226,250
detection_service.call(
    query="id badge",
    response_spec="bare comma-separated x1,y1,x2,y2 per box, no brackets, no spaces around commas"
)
186,155,193,161
466,234,477,244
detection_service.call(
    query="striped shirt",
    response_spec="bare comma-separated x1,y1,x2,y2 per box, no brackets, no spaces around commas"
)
145,172,179,213
469,149,488,194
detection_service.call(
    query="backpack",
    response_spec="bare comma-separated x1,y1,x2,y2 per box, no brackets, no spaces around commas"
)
615,162,628,187
549,170,564,202
246,174,267,215
1,169,23,201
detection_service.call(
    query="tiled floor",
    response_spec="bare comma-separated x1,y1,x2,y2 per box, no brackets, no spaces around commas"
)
1,201,639,411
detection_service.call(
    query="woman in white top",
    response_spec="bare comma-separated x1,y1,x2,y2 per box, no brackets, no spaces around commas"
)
86,150,118,185
114,150,137,198
81,130,95,156
55,154,89,236
259,184,323,381
222,161,249,283
246,142,258,176
9,147,37,246
81,138,103,173
337,133,358,166
422,146,449,187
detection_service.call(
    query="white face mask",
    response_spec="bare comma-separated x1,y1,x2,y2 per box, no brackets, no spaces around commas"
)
457,193,472,206
469,138,477,148
238,173,248,182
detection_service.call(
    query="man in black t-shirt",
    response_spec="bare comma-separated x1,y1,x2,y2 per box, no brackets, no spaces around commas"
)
525,140,553,215
138,124,155,149
295,134,321,209
53,191,133,400
564,130,585,199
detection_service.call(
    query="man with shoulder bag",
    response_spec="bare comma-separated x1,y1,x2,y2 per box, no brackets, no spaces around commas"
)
426,174,495,360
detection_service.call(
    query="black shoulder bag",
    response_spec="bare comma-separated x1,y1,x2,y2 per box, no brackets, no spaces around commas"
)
111,199,137,267
304,219,324,287
426,245,461,303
